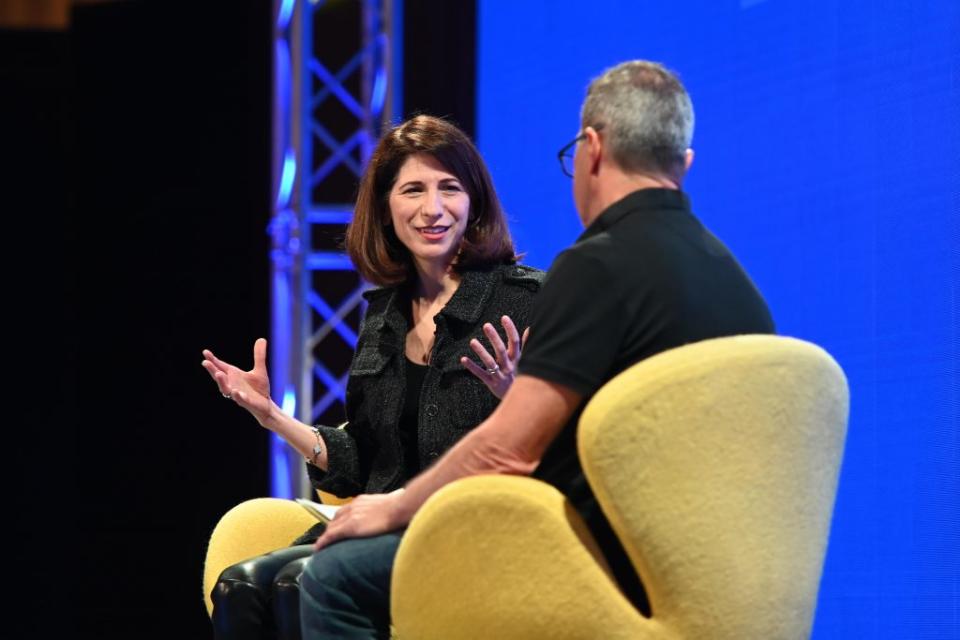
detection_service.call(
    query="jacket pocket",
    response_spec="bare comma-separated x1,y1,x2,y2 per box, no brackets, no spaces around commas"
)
349,343,394,377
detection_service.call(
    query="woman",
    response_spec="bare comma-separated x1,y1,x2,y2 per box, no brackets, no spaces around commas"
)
201,115,543,639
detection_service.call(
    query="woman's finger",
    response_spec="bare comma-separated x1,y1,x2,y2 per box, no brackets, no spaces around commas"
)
460,355,496,384
468,338,500,372
204,362,236,399
207,369,234,398
500,316,522,360
482,323,509,365
202,349,233,374
201,359,223,383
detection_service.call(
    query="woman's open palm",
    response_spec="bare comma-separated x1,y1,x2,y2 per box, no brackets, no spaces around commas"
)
202,338,274,425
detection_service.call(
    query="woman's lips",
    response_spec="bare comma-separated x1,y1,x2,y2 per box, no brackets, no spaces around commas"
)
417,225,449,240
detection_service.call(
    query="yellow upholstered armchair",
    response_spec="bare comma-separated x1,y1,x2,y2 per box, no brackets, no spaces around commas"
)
391,335,849,639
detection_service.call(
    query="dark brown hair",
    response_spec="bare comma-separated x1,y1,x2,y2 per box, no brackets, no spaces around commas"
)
346,115,517,286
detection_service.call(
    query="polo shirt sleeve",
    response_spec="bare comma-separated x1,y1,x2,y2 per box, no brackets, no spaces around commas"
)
518,247,626,396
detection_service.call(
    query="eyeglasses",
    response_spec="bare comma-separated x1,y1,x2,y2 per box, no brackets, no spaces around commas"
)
557,124,604,178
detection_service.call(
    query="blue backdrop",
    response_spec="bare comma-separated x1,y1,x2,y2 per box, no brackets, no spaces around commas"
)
478,1,958,636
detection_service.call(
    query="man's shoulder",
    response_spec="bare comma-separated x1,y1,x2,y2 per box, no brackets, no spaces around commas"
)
555,231,631,273
580,204,706,262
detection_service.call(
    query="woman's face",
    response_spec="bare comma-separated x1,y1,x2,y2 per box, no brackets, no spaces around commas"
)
388,153,471,273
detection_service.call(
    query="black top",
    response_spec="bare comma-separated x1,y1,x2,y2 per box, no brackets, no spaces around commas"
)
519,188,775,613
400,358,429,478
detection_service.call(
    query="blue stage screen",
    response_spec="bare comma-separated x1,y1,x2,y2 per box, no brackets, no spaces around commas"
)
478,1,958,636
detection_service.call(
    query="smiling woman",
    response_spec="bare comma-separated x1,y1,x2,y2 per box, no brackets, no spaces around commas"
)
388,154,471,280
203,114,544,639
347,115,517,287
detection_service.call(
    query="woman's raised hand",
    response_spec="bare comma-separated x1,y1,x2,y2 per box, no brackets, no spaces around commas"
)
202,338,275,426
460,315,530,400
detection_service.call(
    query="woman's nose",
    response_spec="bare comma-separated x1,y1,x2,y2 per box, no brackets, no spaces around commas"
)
420,189,443,216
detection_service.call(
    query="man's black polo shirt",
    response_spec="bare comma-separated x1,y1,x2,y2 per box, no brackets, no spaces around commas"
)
519,187,775,612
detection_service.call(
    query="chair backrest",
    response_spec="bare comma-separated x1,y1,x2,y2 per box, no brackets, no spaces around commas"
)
578,335,848,639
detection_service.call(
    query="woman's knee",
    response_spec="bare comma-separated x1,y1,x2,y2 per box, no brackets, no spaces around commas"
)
213,545,315,607
211,562,273,638
215,557,272,597
274,555,310,593
213,561,257,603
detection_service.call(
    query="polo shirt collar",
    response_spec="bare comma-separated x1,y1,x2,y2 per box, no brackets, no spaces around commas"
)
579,188,691,241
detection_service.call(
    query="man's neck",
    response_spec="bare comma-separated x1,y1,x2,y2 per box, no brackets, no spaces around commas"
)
582,171,681,227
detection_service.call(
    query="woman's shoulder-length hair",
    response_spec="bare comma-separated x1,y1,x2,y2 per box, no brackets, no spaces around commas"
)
345,115,517,287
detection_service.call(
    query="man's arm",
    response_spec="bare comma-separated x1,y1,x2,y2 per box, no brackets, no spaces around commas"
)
314,375,583,548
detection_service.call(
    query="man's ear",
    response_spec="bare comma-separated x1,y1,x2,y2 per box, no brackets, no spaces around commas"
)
585,126,604,175
684,148,695,172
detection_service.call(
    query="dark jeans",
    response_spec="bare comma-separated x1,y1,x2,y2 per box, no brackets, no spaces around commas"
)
299,532,403,640
211,544,314,640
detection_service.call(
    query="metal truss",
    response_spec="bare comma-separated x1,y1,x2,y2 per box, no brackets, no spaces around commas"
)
269,0,399,499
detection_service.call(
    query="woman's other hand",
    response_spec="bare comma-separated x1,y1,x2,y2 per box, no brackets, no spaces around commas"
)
460,315,529,400
202,338,275,426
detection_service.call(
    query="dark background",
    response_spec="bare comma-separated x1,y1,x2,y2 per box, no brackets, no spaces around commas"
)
3,0,473,636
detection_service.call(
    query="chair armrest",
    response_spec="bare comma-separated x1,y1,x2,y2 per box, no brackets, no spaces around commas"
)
391,475,658,640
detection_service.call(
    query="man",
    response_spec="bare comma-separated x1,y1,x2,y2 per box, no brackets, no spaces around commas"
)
300,60,775,638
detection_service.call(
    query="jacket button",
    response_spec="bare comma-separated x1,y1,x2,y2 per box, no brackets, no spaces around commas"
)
425,404,438,417
428,452,440,460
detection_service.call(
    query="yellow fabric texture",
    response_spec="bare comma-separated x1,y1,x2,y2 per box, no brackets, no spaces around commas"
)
391,335,849,639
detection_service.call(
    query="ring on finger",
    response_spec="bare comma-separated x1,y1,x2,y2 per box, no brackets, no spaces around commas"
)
486,363,500,375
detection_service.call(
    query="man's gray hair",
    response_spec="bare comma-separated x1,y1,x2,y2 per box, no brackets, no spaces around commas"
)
581,60,694,179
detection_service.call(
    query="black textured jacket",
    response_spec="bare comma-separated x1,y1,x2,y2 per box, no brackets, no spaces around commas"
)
307,263,545,498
